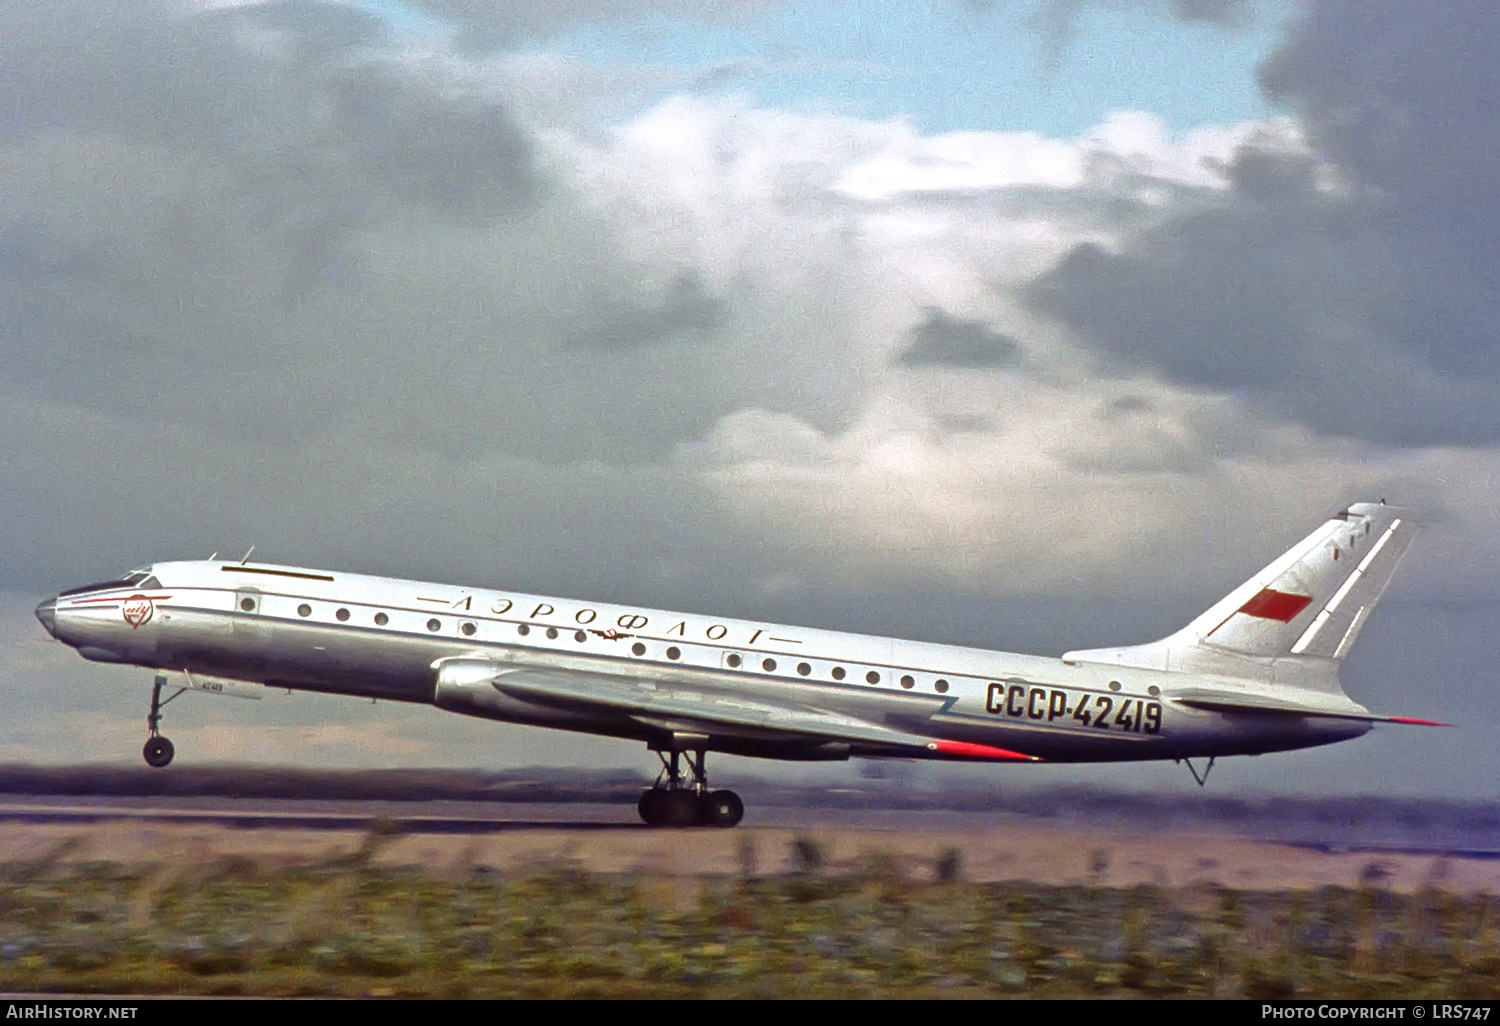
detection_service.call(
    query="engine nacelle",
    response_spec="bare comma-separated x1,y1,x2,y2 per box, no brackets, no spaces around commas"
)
431,657,533,720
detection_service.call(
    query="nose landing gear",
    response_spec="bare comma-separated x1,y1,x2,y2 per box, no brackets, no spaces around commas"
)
143,673,182,768
637,748,744,828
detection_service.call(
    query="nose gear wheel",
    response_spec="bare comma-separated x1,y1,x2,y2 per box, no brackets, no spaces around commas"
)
143,736,175,768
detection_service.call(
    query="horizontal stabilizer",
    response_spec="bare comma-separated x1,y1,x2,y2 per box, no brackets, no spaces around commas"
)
1173,691,1450,726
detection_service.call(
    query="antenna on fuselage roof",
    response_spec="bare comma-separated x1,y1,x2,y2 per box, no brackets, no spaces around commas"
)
208,552,218,561
240,546,255,565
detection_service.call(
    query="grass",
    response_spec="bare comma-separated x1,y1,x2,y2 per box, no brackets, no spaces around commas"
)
1,836,1497,998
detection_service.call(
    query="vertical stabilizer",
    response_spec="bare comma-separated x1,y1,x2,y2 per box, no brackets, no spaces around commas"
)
1063,502,1416,681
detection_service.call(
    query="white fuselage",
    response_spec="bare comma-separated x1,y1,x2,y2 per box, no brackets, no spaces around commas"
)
37,559,1371,764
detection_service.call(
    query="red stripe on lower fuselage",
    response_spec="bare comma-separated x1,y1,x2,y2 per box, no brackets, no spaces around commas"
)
1237,588,1313,622
929,740,1039,762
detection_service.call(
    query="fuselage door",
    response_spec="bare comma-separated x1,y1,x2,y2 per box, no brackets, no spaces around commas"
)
229,586,273,672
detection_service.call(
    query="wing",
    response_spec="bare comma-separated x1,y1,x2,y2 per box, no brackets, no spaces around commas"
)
439,658,1039,761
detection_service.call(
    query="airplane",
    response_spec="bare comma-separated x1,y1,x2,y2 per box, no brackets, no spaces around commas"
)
32,500,1445,827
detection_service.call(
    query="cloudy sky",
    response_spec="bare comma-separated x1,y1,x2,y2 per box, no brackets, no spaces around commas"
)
3,0,1496,799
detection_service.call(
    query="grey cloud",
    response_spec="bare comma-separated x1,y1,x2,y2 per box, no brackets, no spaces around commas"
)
0,0,893,499
1259,0,1500,249
1057,427,1215,476
1027,3,1500,447
1100,395,1153,418
895,307,1023,369
0,393,720,599
1028,0,1260,63
933,412,996,434
328,63,541,220
224,0,389,51
1163,0,1255,23
968,0,1255,19
2,1,541,231
1259,0,1500,380
0,1,756,465
409,1,775,52
567,270,725,349
1036,0,1257,27
4,1,245,146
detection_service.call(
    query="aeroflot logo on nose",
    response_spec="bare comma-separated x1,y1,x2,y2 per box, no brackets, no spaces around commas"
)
122,595,154,629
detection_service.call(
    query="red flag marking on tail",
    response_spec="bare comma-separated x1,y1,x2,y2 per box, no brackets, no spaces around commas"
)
1238,588,1313,622
927,740,1040,762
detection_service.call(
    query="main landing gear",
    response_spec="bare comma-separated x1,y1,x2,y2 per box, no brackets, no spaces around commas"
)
143,673,182,768
638,748,744,828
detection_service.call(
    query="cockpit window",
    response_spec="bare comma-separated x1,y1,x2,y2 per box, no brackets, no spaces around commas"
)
58,570,159,597
59,579,142,597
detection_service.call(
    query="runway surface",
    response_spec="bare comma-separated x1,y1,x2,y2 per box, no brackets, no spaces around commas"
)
2,794,1499,892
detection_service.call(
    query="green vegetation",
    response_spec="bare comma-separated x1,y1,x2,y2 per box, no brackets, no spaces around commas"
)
2,837,1497,998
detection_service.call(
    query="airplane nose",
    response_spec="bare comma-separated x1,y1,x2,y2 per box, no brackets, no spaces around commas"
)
34,597,57,638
